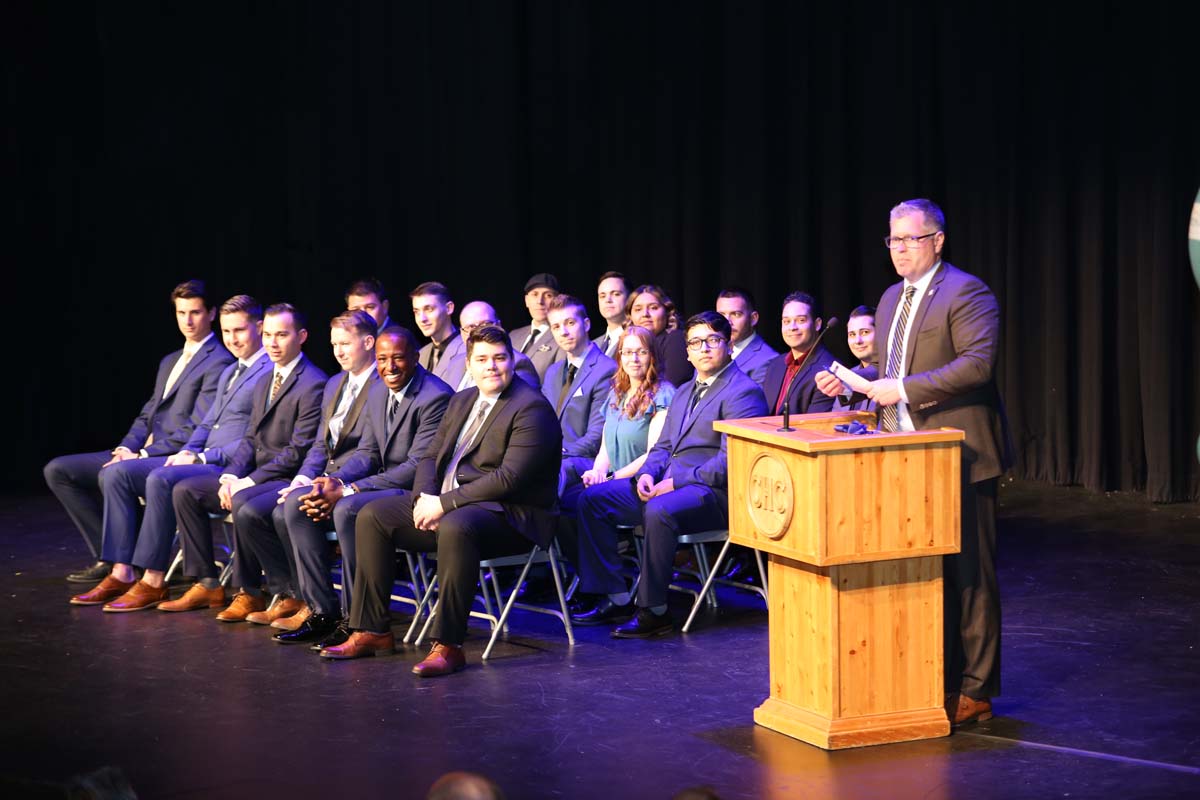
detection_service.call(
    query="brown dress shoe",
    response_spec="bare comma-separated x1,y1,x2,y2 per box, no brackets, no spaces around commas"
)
70,575,134,606
245,597,305,625
319,630,395,660
215,591,267,622
946,693,993,726
271,604,312,631
103,580,169,612
412,642,466,677
160,583,226,612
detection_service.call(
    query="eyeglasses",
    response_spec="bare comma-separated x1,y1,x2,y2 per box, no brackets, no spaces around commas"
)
461,321,498,335
685,335,728,351
620,348,650,358
884,232,940,250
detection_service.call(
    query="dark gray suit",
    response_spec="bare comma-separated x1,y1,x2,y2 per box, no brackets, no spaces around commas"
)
510,324,564,381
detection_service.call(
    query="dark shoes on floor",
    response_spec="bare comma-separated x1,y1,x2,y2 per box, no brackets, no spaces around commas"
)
612,608,673,639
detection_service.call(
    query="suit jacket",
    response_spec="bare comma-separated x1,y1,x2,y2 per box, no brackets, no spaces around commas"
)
296,369,379,480
413,378,562,547
640,361,768,502
510,324,564,381
592,329,622,360
762,344,837,416
334,366,453,491
226,355,328,484
541,344,618,459
733,334,778,386
654,328,694,387
180,354,272,467
120,336,234,456
874,261,1013,483
834,364,877,413
417,333,468,386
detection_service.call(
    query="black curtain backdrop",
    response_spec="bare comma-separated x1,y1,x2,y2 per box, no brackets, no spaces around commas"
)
6,1,1199,501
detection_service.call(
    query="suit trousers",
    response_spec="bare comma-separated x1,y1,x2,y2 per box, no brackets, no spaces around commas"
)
279,489,343,616
331,489,408,615
97,455,168,565
945,477,1001,699
351,496,529,646
230,481,293,595
172,472,231,581
130,463,222,572
577,480,727,607
44,450,111,558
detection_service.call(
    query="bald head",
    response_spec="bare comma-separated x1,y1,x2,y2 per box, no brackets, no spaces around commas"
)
459,301,503,343
427,771,506,800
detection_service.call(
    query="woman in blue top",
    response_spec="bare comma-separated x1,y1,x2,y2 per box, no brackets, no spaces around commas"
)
581,326,676,486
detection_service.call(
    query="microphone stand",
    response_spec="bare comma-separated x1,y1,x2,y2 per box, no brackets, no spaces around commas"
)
776,316,840,432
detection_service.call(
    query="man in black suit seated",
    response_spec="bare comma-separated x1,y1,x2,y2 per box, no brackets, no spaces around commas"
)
762,291,836,417
44,279,233,582
320,325,562,676
833,305,878,412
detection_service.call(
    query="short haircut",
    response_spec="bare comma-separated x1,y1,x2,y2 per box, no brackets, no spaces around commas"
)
409,281,453,305
848,304,876,321
597,271,628,291
330,309,377,337
171,279,213,310
684,310,731,340
344,277,387,303
716,286,758,312
219,294,262,322
890,198,945,232
265,302,307,331
781,291,821,320
547,293,588,317
376,325,420,352
465,324,513,359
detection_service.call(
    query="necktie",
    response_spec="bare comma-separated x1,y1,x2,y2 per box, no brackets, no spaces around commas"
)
268,370,284,405
686,380,708,421
327,379,360,447
162,349,194,398
432,342,444,369
226,362,247,393
878,286,917,433
387,393,400,429
604,334,619,359
521,327,541,354
440,401,492,494
556,364,578,412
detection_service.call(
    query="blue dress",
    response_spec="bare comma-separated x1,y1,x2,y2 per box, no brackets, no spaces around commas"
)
602,382,676,473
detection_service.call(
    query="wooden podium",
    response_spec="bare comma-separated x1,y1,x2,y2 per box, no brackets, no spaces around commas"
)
714,410,964,749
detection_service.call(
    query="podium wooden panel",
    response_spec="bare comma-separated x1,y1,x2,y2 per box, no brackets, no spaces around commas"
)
714,411,964,749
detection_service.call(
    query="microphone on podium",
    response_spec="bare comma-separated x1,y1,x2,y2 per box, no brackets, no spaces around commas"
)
778,316,840,433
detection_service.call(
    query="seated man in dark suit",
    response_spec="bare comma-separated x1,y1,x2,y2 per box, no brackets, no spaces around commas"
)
762,291,836,417
227,310,380,631
833,304,878,412
716,286,778,386
571,311,768,637
448,301,541,390
510,273,565,381
70,295,270,610
45,279,233,583
411,281,465,385
320,325,562,676
592,271,630,359
159,303,327,618
345,277,393,334
273,326,453,646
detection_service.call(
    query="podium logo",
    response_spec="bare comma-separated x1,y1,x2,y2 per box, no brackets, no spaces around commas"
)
748,453,793,539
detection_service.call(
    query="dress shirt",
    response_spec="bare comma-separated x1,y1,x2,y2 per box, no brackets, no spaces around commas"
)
887,260,941,432
731,331,760,361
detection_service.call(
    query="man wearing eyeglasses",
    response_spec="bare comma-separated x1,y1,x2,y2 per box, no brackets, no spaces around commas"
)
436,300,541,391
571,311,768,636
817,198,1013,728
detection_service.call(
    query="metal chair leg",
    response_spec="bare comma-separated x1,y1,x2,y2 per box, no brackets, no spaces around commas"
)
683,538,734,633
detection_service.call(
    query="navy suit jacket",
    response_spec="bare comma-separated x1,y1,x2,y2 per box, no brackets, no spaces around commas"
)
226,355,328,484
296,369,379,480
639,361,768,501
762,344,837,416
733,334,778,386
418,333,468,386
120,336,234,455
180,354,272,467
334,366,453,491
414,378,562,548
541,344,617,460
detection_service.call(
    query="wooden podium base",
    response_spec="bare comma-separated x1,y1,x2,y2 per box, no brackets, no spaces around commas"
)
755,698,949,749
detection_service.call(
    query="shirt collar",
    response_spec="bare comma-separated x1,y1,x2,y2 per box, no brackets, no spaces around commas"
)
240,348,267,369
731,331,759,360
274,352,304,381
904,260,942,294
183,331,214,356
696,358,734,388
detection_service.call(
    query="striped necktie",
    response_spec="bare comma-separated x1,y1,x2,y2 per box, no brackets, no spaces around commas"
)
878,286,916,433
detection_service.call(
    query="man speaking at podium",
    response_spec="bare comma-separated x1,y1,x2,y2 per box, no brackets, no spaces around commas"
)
817,199,1012,728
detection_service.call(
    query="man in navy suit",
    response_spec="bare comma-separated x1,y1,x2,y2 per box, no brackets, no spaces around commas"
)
321,325,562,676
411,281,466,385
571,311,768,637
274,327,452,647
717,286,778,386
761,292,836,417
69,296,270,610
833,305,878,412
160,303,327,619
44,279,233,582
345,277,393,334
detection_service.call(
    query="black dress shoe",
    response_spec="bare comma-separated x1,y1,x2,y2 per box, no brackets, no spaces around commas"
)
571,597,634,626
273,613,340,644
612,608,673,639
67,561,112,584
309,620,352,651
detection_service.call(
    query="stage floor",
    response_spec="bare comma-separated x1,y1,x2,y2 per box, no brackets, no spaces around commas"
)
2,479,1198,799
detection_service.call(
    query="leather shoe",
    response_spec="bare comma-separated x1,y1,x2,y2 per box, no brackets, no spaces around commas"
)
160,583,225,612
244,597,304,625
612,608,673,639
320,630,395,659
570,597,634,626
67,561,112,584
215,591,267,622
271,603,312,631
273,613,339,644
69,574,133,606
103,580,168,612
412,642,466,677
309,620,351,651
946,693,993,726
